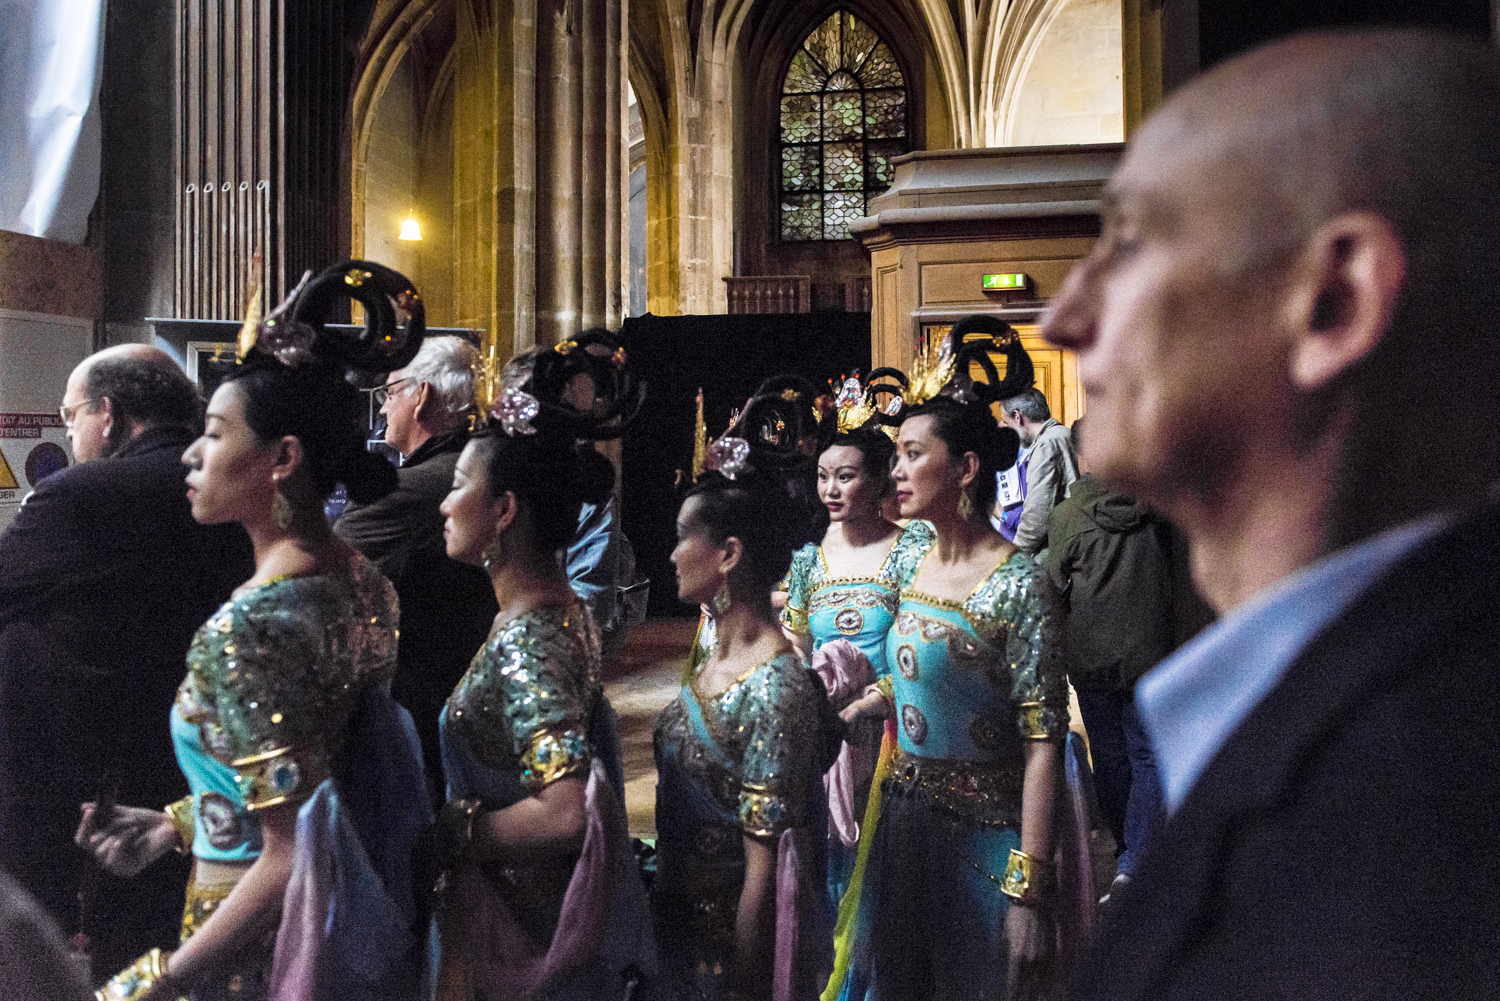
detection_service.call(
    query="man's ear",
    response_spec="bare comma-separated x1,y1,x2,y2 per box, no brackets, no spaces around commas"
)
411,381,433,422
1283,211,1406,392
97,396,116,441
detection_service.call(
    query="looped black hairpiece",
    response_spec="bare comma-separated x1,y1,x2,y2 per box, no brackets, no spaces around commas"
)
704,378,821,480
484,327,645,441
244,259,426,374
940,315,1034,406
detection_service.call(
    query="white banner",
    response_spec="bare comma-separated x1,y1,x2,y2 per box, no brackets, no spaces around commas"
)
0,0,106,244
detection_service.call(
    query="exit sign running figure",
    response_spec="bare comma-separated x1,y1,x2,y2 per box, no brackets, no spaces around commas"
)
982,273,1028,290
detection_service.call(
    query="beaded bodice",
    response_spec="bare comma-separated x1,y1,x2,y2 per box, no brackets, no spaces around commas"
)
887,549,1068,763
653,651,824,841
441,600,602,807
172,552,397,855
781,521,933,675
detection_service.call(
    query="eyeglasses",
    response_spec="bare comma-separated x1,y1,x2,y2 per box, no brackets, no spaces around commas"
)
59,398,100,426
373,377,417,406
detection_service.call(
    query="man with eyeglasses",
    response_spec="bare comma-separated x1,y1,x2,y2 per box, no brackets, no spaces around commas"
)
335,335,498,804
0,344,252,981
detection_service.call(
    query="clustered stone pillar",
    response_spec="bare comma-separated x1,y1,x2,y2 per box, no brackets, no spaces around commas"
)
452,0,628,363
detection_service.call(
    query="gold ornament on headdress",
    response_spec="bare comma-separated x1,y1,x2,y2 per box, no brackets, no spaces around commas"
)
473,343,502,429
832,375,877,433
237,251,264,361
470,344,542,435
906,330,956,406
692,388,709,481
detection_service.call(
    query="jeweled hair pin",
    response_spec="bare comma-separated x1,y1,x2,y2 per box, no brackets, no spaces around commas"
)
905,316,1035,409
831,367,908,440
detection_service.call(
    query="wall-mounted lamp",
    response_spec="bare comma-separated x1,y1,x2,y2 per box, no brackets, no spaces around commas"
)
399,216,422,241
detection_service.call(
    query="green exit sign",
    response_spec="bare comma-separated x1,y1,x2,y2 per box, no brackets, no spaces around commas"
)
982,273,1027,290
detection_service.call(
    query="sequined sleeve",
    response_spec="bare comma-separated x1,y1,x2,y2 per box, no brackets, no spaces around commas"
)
1001,561,1070,741
780,544,818,637
447,607,598,793
737,653,824,838
886,520,934,589
199,561,399,810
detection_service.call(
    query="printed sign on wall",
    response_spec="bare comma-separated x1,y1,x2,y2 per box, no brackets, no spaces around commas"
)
0,413,72,508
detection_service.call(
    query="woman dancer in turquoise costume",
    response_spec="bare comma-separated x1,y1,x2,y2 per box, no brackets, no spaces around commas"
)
781,372,930,905
653,389,837,1001
77,262,432,1001
826,322,1069,1001
431,332,656,1001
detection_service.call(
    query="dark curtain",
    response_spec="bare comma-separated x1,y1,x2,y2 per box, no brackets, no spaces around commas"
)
620,312,872,617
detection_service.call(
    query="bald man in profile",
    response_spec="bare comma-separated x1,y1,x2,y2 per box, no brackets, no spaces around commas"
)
0,346,252,981
1044,31,1500,1001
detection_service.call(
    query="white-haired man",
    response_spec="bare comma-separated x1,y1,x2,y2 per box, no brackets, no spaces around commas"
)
335,336,498,801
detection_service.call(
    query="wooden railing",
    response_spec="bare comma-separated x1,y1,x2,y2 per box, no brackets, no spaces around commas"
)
724,275,811,314
844,276,872,312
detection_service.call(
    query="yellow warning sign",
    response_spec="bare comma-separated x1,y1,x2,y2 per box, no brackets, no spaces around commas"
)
0,448,16,489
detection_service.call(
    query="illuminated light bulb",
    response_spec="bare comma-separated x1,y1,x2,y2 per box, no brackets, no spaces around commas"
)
398,217,422,241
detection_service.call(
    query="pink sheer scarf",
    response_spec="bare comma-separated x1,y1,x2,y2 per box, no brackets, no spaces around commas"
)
439,760,657,1000
811,639,877,848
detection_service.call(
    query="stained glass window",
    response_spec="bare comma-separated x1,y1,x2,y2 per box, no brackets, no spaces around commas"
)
779,11,909,241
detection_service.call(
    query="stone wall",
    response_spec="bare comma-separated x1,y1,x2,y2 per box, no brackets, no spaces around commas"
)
1007,0,1126,146
363,53,420,283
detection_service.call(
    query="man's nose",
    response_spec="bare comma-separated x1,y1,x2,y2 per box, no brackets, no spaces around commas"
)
1042,263,1096,350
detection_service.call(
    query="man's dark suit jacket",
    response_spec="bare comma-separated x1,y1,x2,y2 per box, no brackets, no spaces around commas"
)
1068,502,1500,1000
334,429,497,802
0,427,253,976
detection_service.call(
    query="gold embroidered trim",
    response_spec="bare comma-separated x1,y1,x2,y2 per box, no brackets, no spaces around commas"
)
232,742,330,811
883,747,1024,827
163,796,195,854
780,604,811,636
738,788,789,838
902,547,1022,627
521,729,589,790
180,878,236,943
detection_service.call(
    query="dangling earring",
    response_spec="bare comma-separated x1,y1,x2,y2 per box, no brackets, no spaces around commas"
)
481,530,504,570
957,489,973,521
270,477,293,530
710,578,733,618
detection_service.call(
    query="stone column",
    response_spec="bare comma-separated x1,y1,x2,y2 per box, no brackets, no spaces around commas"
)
452,0,627,361
452,0,536,357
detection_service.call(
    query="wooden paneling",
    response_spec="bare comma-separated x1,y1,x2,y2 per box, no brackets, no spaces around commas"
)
919,322,1078,425
919,258,1084,305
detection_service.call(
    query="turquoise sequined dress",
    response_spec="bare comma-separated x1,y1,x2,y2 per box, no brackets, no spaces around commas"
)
171,551,424,1001
781,520,932,904
439,601,607,945
652,651,831,1001
832,547,1069,1001
781,521,933,674
437,600,651,1000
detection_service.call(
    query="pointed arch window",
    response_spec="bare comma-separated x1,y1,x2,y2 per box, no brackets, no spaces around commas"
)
779,11,909,242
